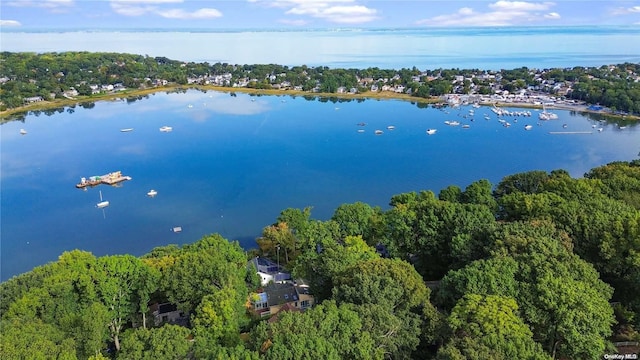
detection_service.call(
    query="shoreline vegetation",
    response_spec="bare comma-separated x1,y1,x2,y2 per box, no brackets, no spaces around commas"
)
1,52,639,121
2,83,637,122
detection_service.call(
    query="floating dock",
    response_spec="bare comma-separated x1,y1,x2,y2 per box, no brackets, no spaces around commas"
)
76,171,132,188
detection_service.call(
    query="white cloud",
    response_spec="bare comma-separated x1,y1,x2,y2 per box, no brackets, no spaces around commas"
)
544,12,560,19
109,0,222,19
417,1,560,27
156,8,222,19
6,0,73,9
251,0,378,24
488,1,555,11
0,20,22,27
611,5,640,15
458,7,473,16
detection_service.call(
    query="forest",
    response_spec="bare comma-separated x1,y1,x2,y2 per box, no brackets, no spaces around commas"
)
1,160,639,359
1,52,639,114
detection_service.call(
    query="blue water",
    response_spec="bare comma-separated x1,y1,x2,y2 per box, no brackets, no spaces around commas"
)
2,26,639,70
2,90,639,280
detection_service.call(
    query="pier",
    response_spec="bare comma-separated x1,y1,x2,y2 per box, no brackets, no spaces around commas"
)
76,171,132,188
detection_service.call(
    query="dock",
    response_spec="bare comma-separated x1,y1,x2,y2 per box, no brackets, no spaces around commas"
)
76,171,132,188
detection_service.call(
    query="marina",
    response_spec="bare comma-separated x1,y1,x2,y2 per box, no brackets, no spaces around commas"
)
76,171,132,188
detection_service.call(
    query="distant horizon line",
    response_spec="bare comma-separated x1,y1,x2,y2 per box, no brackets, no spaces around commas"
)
2,24,640,33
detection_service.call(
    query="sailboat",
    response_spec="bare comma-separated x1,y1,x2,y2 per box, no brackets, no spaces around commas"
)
96,190,109,208
539,103,558,120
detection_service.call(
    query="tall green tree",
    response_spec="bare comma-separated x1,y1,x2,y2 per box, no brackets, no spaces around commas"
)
439,294,549,360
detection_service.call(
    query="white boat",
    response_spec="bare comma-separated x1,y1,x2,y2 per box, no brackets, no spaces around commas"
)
172,226,182,233
96,190,109,208
539,103,558,120
120,128,134,132
462,125,470,129
357,129,365,133
19,129,27,135
524,125,533,130
598,127,604,132
426,129,437,135
446,121,460,126
375,130,383,135
147,189,158,197
387,125,396,130
159,126,173,132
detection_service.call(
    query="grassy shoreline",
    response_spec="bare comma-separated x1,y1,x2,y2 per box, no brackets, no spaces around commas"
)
2,85,637,122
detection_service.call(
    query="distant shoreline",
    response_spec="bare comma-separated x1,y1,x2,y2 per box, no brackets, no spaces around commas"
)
2,85,637,122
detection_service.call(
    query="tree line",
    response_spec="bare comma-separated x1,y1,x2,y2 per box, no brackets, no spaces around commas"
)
1,52,639,114
1,160,639,359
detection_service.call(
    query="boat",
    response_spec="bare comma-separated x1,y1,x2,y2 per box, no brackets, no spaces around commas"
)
120,128,134,132
524,125,533,130
147,189,158,197
159,126,173,132
96,190,109,208
462,125,470,129
356,122,367,126
19,129,27,135
375,130,383,135
172,226,182,233
426,129,437,135
357,129,365,133
387,125,396,130
539,103,558,120
445,120,460,126
598,127,604,132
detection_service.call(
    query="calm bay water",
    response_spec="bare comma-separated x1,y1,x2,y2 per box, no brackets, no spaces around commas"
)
2,26,640,70
1,90,639,280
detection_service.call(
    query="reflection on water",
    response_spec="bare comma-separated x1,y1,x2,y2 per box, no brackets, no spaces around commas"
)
1,90,639,281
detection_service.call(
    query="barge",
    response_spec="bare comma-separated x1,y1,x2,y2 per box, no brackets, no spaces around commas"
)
76,171,132,188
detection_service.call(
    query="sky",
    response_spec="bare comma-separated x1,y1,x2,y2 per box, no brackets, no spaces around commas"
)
0,0,639,30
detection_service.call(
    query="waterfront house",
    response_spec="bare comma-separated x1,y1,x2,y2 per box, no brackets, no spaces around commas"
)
24,96,44,104
150,303,188,326
249,257,291,286
250,281,315,318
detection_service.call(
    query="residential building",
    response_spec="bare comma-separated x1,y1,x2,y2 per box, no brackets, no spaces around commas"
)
248,257,291,286
250,281,315,318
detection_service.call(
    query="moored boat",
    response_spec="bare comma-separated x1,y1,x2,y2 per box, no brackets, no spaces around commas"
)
159,126,173,132
426,129,437,135
19,129,27,135
147,189,158,197
375,130,383,135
